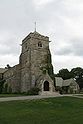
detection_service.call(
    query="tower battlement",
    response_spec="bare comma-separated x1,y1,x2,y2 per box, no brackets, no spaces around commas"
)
22,31,49,44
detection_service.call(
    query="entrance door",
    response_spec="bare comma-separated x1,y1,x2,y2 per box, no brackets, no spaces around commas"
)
44,81,49,91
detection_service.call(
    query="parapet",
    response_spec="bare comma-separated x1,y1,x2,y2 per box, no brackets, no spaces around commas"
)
22,31,49,43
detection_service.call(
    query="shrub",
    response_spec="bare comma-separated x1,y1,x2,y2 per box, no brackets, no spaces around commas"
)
9,86,12,93
3,83,8,93
27,87,40,95
0,79,5,93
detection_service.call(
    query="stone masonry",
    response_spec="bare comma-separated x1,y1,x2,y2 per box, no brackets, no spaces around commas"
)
2,31,56,94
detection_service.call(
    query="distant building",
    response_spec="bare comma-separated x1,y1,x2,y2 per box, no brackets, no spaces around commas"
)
55,77,79,93
0,31,59,95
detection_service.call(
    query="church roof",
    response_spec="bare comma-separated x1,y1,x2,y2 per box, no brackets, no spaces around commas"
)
55,77,63,87
62,79,77,86
0,68,7,74
55,77,78,87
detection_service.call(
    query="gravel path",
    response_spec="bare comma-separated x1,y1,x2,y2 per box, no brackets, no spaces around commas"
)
0,94,83,102
0,95,60,102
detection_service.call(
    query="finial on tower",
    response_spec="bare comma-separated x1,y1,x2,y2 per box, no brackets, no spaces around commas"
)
34,22,37,32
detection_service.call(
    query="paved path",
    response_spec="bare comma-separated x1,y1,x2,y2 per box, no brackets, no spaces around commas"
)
0,94,83,102
0,95,61,102
72,95,83,99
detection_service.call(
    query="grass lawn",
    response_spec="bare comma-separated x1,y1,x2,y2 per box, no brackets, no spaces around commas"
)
0,97,83,124
0,94,27,97
74,95,83,97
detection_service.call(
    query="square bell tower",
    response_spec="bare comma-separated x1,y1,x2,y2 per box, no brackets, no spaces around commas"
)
19,31,54,92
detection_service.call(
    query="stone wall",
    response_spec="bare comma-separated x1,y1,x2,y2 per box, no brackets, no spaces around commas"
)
2,31,55,93
4,64,21,93
20,32,54,92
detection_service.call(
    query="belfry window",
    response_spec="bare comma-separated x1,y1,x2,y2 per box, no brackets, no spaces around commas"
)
38,42,42,47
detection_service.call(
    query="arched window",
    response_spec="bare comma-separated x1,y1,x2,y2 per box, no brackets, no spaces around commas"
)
44,81,49,91
38,42,42,47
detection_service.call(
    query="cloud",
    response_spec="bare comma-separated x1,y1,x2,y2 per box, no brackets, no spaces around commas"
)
0,55,19,67
33,0,54,7
0,0,83,73
0,31,20,55
51,37,83,57
71,39,83,56
52,55,83,73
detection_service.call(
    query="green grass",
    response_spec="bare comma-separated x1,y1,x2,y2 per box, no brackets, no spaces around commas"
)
73,94,83,97
74,95,83,97
0,94,27,97
0,97,83,124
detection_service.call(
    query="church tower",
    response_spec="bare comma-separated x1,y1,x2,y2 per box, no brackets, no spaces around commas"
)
19,31,55,94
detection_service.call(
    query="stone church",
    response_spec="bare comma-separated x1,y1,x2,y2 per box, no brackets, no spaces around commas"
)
1,31,57,95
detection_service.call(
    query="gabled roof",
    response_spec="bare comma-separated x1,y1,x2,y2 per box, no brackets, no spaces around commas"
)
55,77,63,87
62,78,77,86
55,77,78,87
0,68,8,74
36,73,54,87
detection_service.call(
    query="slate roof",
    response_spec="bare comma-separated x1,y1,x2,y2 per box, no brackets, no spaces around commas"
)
55,77,77,87
55,77,63,87
62,79,76,86
0,68,7,74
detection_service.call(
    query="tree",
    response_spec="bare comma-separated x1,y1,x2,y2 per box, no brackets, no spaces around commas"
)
71,67,83,78
70,67,83,89
55,69,73,80
55,67,83,90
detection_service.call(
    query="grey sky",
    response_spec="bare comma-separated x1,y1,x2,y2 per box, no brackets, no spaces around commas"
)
0,0,83,73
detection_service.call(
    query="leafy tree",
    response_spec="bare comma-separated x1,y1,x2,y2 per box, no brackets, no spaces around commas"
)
70,67,83,89
71,67,83,78
55,67,83,90
55,69,73,80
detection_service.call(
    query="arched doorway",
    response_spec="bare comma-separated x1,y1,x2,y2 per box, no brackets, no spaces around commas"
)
44,81,49,91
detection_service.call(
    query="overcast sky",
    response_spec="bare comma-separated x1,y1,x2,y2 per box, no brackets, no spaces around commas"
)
0,0,83,73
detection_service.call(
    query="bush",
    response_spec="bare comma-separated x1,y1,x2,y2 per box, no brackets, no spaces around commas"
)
9,86,12,93
27,87,40,95
0,79,5,94
3,83,8,93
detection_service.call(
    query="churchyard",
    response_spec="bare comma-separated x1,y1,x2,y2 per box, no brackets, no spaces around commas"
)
0,96,83,124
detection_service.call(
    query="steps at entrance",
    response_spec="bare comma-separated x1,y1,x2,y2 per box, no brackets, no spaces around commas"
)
39,91,60,96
